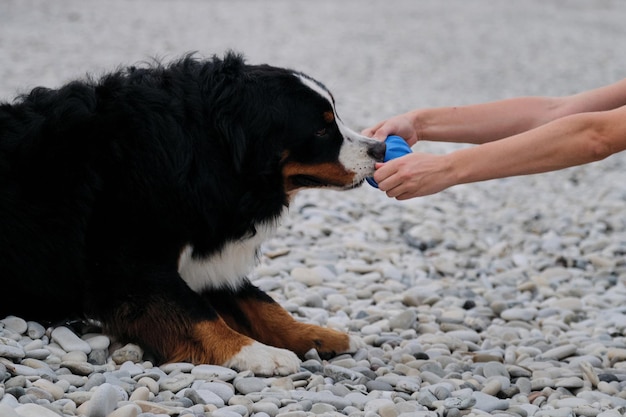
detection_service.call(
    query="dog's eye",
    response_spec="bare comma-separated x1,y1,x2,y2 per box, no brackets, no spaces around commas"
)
315,128,327,137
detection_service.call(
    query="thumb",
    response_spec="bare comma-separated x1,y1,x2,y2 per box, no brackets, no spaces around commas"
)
371,126,391,141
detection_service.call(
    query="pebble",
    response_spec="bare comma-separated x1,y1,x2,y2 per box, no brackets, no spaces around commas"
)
234,377,268,394
50,327,92,354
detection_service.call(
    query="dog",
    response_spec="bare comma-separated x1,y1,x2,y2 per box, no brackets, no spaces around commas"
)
0,51,385,375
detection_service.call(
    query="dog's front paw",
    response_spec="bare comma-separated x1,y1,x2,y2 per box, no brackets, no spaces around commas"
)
348,334,366,352
223,342,301,376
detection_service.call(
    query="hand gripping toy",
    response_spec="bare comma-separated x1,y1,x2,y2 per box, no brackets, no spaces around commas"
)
366,135,413,188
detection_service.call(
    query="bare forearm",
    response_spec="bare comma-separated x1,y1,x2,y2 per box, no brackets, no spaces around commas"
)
412,97,561,144
414,78,626,145
447,108,626,185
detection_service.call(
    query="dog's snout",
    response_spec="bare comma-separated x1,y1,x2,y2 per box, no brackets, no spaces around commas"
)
368,140,386,162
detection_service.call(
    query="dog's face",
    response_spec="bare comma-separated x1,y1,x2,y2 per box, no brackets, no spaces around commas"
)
277,72,386,195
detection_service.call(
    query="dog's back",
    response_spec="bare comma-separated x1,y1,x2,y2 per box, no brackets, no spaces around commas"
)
0,84,106,320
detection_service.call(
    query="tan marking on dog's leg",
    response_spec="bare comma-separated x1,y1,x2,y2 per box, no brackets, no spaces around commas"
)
227,298,354,357
167,319,254,365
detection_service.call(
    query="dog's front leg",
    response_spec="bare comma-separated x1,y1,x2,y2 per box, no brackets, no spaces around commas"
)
203,279,363,359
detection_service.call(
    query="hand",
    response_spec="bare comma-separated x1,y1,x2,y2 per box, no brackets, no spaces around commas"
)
361,112,419,146
372,152,455,200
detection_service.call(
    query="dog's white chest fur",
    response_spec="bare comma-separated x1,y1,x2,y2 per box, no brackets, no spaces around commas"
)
177,219,279,292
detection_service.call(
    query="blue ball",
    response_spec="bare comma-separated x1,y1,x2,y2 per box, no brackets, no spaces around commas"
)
366,135,412,188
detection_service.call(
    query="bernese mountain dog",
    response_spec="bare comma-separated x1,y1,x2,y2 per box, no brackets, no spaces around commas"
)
0,51,385,375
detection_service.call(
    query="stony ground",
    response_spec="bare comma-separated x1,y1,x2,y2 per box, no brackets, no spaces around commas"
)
1,1,626,416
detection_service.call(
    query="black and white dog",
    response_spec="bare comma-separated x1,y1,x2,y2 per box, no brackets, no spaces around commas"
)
0,51,385,375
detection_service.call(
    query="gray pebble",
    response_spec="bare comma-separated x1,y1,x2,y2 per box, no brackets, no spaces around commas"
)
50,327,91,354
159,373,195,392
472,391,509,412
88,383,120,417
234,377,268,394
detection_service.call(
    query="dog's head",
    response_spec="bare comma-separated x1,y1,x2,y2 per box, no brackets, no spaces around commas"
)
277,72,386,194
207,53,385,197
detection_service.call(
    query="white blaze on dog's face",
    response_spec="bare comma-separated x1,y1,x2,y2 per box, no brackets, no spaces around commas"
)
280,73,385,194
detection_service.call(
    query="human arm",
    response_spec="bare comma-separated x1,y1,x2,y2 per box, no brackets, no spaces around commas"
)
374,105,626,200
363,78,626,146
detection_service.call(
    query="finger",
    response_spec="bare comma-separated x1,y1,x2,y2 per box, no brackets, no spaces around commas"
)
372,127,391,141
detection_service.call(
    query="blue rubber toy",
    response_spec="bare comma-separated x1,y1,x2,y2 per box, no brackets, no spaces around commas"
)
366,135,412,188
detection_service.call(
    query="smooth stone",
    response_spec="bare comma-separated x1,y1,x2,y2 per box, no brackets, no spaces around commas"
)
136,376,160,394
31,379,64,400
24,386,55,402
0,404,19,417
13,404,62,417
550,297,583,311
213,405,249,416
291,390,351,410
194,381,234,403
191,365,238,381
396,378,421,393
539,344,578,360
344,391,369,408
88,383,121,417
252,401,280,416
24,349,49,360
364,398,395,414
0,337,25,359
160,362,195,374
367,380,394,392
50,327,91,354
555,376,585,389
471,391,509,412
61,360,95,376
84,373,107,391
481,379,502,396
134,400,183,415
310,403,336,414
234,377,268,394
530,376,556,390
1,316,27,334
159,373,195,392
445,329,481,344
83,335,110,350
26,322,46,339
119,361,144,377
323,364,368,384
57,373,88,387
482,361,510,378
111,343,143,364
107,404,141,417
129,386,150,402
500,308,537,321
443,395,476,410
554,398,591,408
389,310,417,330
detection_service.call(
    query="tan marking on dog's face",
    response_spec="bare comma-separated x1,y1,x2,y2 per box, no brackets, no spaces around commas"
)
282,160,356,193
323,111,335,123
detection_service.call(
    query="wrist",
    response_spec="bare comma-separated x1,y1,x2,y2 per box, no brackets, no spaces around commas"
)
441,150,466,187
407,108,428,145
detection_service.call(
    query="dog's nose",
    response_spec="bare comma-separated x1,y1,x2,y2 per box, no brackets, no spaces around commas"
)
367,140,386,162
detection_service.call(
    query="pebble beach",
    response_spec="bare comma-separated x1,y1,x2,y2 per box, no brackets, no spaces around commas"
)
1,1,626,416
